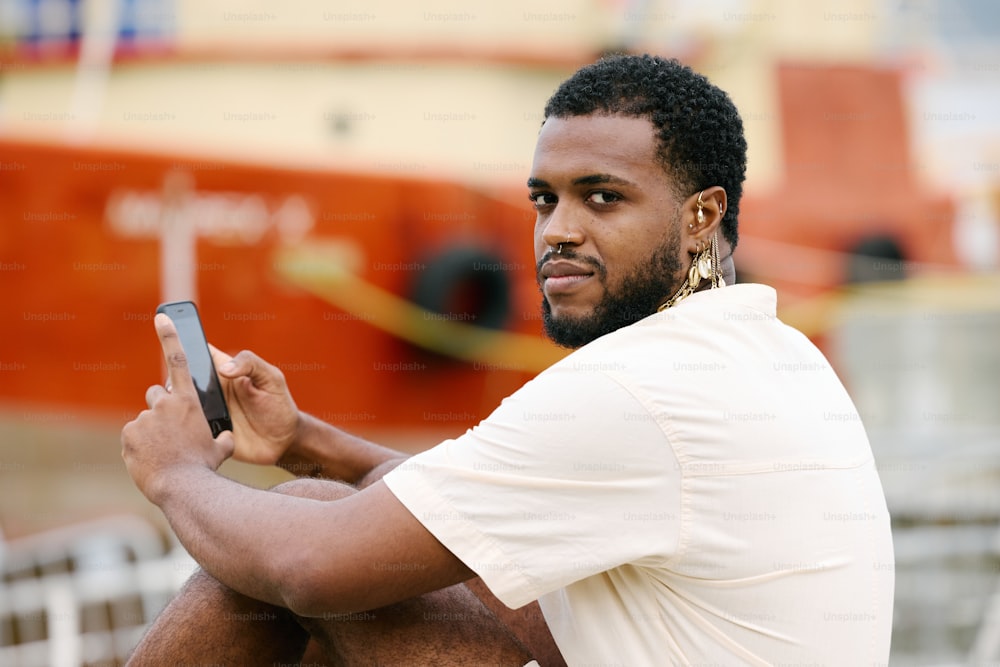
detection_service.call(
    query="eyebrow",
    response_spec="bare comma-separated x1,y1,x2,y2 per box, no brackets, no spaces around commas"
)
526,173,638,188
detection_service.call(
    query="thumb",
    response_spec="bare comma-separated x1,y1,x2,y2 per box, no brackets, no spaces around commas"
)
214,429,236,460
222,350,285,390
209,344,237,377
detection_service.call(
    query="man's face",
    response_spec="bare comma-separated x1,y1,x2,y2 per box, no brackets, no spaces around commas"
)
529,114,687,348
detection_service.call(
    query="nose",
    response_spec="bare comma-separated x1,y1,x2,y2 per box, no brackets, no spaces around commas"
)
539,204,583,253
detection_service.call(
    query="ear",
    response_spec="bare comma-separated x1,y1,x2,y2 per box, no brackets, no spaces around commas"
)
683,186,727,254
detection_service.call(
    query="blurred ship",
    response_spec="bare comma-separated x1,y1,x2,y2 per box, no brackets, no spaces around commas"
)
6,2,1000,666
0,56,958,429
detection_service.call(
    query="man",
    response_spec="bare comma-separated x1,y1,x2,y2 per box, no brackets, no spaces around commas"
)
122,54,894,665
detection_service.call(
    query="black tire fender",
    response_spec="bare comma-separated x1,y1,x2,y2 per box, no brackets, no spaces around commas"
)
410,246,512,330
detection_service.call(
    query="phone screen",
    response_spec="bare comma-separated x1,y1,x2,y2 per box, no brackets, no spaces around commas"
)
156,301,232,437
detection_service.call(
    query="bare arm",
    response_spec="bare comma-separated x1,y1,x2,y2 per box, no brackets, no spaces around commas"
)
207,345,407,486
276,411,407,487
148,466,471,617
122,316,469,616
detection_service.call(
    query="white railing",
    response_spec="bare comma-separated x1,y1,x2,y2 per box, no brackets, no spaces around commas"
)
0,515,194,667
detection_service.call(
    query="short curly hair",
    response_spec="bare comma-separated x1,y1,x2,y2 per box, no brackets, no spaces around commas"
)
543,53,747,249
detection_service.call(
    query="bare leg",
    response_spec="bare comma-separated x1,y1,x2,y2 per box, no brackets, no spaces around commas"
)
127,478,562,666
465,577,566,666
126,567,309,665
298,581,534,666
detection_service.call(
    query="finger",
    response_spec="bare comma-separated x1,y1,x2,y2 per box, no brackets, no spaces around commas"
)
223,349,283,388
145,383,168,408
208,344,235,376
154,313,196,398
121,414,142,450
215,430,236,460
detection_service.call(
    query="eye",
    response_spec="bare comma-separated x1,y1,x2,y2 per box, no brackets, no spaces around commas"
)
587,191,621,205
529,192,556,208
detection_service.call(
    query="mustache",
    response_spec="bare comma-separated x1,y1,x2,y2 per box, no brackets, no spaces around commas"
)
535,248,607,283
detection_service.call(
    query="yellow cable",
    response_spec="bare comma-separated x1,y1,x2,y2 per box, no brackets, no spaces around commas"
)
273,243,568,373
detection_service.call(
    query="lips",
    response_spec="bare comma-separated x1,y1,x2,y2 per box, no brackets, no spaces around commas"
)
540,260,594,280
539,260,595,296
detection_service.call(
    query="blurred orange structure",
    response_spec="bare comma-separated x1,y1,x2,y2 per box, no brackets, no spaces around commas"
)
738,63,956,301
0,61,957,430
0,138,557,430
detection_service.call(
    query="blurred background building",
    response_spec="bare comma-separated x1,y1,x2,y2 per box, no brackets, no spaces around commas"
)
0,0,998,664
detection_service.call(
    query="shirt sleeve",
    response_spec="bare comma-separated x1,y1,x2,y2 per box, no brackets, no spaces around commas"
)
382,360,682,609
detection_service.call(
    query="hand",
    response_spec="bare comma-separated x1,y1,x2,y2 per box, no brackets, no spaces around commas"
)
209,345,300,467
121,314,234,503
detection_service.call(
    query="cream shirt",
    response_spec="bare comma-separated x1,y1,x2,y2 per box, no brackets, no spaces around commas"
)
384,284,894,665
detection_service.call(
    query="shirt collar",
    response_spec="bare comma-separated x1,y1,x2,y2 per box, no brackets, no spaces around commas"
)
675,283,778,317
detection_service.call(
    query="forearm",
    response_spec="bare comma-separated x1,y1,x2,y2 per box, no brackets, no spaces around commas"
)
149,462,470,618
277,411,406,485
153,464,331,609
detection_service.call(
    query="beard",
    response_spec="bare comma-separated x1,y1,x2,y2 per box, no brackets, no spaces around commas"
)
538,224,683,349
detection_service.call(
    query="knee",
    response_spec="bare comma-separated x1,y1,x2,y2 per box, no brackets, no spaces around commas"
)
269,477,357,502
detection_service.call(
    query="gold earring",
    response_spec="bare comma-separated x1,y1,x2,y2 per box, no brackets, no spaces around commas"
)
658,231,726,312
696,190,706,225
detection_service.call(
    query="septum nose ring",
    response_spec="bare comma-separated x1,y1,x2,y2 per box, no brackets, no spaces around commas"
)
556,243,563,254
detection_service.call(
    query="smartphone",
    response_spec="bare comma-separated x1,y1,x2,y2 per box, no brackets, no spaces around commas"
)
155,300,233,437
